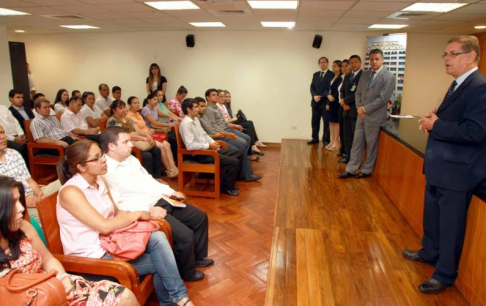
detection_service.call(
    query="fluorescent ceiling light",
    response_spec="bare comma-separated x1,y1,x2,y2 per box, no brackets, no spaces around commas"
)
60,25,99,29
15,30,25,33
145,1,199,10
0,8,29,16
369,24,408,29
475,25,486,29
248,1,298,9
401,3,467,13
190,22,225,27
261,21,295,28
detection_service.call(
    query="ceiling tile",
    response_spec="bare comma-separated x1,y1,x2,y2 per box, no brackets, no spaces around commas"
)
78,0,135,3
343,10,392,18
336,17,381,24
454,4,486,14
53,4,111,15
0,0,39,8
178,15,220,22
351,2,412,11
22,0,84,5
7,6,70,15
163,10,216,18
297,15,339,23
298,9,344,17
96,2,153,12
299,1,355,10
434,13,486,21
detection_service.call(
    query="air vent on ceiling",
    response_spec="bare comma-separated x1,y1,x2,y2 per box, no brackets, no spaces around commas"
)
43,15,87,21
387,11,433,19
218,10,246,15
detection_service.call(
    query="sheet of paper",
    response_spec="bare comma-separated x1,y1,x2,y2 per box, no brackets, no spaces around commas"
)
390,115,415,119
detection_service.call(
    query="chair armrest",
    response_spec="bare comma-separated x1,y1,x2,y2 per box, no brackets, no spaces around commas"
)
216,141,228,149
178,149,219,158
132,147,143,162
53,254,140,289
28,142,65,153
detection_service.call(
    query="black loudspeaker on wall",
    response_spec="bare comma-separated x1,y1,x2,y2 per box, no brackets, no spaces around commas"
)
186,34,195,48
312,35,323,49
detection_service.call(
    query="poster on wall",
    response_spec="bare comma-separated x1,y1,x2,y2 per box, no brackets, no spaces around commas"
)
364,33,407,115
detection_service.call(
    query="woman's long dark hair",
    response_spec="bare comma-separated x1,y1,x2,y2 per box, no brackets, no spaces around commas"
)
82,91,95,105
54,88,68,105
109,100,126,116
0,176,27,269
333,60,343,77
143,93,157,107
57,140,97,185
148,63,161,89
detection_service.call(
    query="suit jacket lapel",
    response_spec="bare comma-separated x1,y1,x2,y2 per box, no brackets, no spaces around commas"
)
368,69,384,89
437,70,479,113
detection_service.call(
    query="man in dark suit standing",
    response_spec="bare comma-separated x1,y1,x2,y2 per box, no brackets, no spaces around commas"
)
339,49,395,178
403,35,486,294
339,55,363,163
308,57,334,145
8,89,35,133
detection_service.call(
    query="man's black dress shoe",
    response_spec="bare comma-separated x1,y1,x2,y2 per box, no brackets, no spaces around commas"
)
221,189,239,196
338,171,354,179
244,174,262,182
338,158,349,164
355,172,371,179
307,140,319,145
195,258,214,268
252,151,265,156
183,270,204,282
418,278,450,294
402,249,426,262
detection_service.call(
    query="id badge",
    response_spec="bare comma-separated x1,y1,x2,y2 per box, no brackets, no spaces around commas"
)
351,84,357,92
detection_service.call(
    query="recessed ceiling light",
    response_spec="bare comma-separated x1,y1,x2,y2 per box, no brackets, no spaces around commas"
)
60,25,99,29
145,1,199,10
369,24,408,29
261,21,295,28
248,1,298,10
15,30,25,33
475,25,486,29
0,8,29,16
401,3,467,13
189,22,225,27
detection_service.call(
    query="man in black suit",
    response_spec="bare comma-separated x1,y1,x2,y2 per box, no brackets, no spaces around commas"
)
403,35,486,294
338,55,362,163
8,89,35,133
308,57,334,145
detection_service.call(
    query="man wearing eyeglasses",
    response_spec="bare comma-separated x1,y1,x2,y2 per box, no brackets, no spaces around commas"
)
402,35,486,294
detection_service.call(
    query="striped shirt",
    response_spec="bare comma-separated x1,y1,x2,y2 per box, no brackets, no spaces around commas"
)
30,115,69,141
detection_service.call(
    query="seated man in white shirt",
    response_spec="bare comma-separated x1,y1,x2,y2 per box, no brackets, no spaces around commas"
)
95,83,113,117
0,124,61,226
100,126,213,282
61,96,100,142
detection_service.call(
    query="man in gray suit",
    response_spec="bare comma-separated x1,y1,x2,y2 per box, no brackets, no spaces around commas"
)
339,49,396,179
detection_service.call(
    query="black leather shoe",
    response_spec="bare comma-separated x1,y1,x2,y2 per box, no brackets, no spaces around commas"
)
355,172,371,179
244,174,262,182
221,189,239,196
418,278,450,294
338,158,349,164
195,258,214,268
402,249,426,262
183,270,205,282
252,151,265,156
307,140,319,145
338,171,354,179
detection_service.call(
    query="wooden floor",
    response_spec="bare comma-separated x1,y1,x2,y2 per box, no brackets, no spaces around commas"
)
265,139,469,306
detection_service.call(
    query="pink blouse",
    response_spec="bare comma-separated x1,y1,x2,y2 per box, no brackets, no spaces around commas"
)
216,102,231,121
168,97,184,117
57,173,115,258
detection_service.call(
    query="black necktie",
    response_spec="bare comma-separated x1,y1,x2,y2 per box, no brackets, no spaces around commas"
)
320,71,325,78
367,71,376,88
443,80,457,102
349,72,354,83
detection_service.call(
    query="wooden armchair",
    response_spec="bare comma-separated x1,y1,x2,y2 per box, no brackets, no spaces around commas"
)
36,191,173,305
24,119,65,181
174,124,226,199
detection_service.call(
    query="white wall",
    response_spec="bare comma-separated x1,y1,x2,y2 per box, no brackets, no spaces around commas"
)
0,25,13,106
10,30,367,142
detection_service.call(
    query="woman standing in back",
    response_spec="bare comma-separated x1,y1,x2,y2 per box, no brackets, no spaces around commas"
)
146,63,168,103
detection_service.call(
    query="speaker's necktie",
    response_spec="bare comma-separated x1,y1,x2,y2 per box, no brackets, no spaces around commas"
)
443,80,457,102
367,71,376,89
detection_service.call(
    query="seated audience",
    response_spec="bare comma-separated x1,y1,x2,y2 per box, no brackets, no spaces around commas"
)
8,89,35,134
168,86,187,117
0,124,61,225
198,90,262,181
96,83,113,116
0,176,138,306
223,90,233,117
106,100,163,179
80,91,107,128
143,93,175,133
61,96,100,141
101,127,213,281
56,141,192,305
30,98,79,148
112,86,122,101
146,63,167,102
54,88,69,114
32,93,56,117
154,89,181,123
180,99,242,196
127,96,178,178
1,93,28,165
71,90,81,98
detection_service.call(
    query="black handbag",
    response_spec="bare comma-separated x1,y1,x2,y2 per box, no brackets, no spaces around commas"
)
236,110,248,123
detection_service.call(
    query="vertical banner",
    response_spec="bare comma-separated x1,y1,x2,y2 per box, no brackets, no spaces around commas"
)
365,33,407,115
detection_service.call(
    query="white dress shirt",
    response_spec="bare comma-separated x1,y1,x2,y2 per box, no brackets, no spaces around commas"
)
60,109,89,133
103,155,175,212
96,96,112,111
0,105,24,141
80,104,104,127
179,116,215,151
455,67,478,90
11,105,30,120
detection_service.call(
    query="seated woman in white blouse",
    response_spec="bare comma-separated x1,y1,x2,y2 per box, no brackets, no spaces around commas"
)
54,88,69,114
80,91,107,128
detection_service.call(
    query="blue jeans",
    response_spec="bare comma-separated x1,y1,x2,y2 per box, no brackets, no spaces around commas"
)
104,231,187,305
222,128,254,179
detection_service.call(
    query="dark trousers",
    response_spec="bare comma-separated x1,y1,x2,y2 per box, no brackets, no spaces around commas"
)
192,148,242,190
418,184,473,285
155,198,209,279
240,120,259,145
140,146,162,179
343,116,356,159
7,140,29,169
167,131,178,166
338,108,345,155
311,107,330,144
